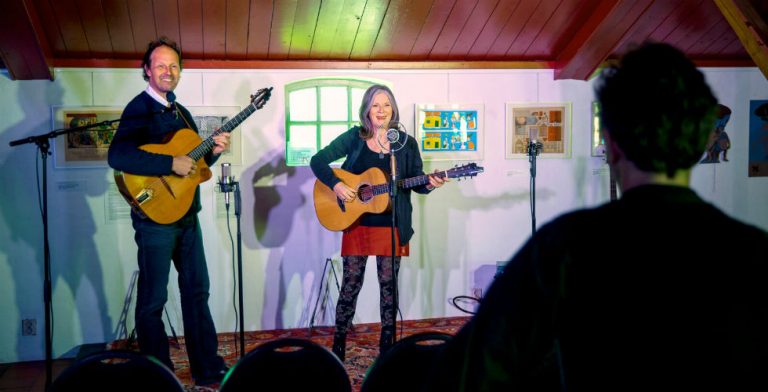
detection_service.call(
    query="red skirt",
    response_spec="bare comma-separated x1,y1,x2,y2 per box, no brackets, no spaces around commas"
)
341,224,409,257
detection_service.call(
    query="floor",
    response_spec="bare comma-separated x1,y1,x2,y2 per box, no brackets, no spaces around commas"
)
0,359,74,392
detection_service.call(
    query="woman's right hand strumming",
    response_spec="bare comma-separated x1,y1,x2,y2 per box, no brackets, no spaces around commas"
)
333,182,357,203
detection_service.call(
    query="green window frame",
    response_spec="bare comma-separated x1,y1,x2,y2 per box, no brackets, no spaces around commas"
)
285,78,378,166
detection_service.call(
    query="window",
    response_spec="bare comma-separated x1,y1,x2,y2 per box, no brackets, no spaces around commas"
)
285,79,377,166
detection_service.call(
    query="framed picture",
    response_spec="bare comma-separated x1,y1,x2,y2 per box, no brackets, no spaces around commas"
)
187,106,243,165
52,106,123,168
591,101,606,157
415,104,484,161
505,102,571,159
748,100,768,177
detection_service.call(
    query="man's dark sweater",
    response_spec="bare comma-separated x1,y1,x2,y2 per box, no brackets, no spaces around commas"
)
108,91,217,219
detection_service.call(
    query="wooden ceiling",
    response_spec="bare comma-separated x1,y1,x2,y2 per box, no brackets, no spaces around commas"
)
1,0,767,81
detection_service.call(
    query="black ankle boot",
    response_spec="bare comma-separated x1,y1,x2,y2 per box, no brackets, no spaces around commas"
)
379,326,394,356
332,333,346,362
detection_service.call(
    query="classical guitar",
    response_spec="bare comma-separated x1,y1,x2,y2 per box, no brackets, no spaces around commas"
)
313,163,484,231
114,87,273,224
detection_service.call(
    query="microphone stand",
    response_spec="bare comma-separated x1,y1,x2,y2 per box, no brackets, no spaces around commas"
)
388,150,398,350
234,181,245,359
9,117,124,391
527,140,542,234
222,177,245,359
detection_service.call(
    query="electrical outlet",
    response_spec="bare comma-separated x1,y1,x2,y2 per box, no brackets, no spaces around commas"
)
472,287,483,299
22,319,36,336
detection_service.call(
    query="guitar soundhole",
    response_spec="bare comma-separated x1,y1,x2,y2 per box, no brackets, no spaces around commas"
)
357,184,373,203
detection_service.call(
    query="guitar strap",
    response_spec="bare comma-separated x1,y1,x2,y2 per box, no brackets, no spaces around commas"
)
175,104,195,130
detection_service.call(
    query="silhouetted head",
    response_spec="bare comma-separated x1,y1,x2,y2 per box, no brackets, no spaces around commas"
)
596,42,717,177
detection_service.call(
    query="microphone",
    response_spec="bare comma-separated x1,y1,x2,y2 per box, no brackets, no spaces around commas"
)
165,91,177,116
387,121,407,149
386,126,400,144
527,140,543,156
219,163,234,208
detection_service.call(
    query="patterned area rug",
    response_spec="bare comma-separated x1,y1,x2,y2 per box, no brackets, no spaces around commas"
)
110,316,470,391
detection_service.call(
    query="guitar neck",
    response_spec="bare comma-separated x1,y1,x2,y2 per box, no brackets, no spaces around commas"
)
366,171,448,197
186,103,258,161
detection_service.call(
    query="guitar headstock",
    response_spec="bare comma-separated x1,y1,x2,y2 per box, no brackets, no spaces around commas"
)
446,162,484,180
250,87,274,110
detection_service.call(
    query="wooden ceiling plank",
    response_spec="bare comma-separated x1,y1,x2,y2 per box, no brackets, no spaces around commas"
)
485,0,538,59
0,0,53,79
349,0,388,60
226,0,251,59
448,0,500,58
201,0,227,58
611,0,682,57
686,17,733,55
429,0,477,59
714,0,768,79
152,0,182,47
409,0,456,60
179,0,204,58
50,0,90,55
646,0,694,42
75,0,113,57
288,0,320,59
269,0,297,60
372,0,434,59
307,0,343,58
718,36,751,56
527,0,601,58
127,0,159,57
102,0,136,57
383,0,434,60
505,0,561,58
326,0,367,59
663,0,722,51
31,0,66,55
466,0,519,57
555,0,653,80
246,0,274,58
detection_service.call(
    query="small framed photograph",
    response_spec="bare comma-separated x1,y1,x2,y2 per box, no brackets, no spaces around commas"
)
187,106,243,165
52,106,123,168
415,104,484,161
505,102,572,159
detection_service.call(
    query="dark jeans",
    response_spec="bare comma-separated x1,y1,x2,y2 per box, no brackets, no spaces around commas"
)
132,214,224,381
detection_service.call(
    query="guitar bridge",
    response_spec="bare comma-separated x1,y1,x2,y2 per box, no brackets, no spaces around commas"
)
135,188,154,205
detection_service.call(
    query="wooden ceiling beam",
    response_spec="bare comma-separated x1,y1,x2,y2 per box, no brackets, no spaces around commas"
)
554,0,651,80
52,58,555,70
0,0,53,80
714,0,768,79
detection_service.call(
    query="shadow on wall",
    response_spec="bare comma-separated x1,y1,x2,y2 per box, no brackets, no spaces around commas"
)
0,82,114,359
245,154,340,330
411,169,550,316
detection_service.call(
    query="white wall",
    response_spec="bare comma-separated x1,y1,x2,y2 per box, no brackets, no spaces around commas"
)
1,67,766,363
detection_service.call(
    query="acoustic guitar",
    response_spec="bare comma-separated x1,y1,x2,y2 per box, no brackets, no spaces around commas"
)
114,87,272,224
313,163,484,231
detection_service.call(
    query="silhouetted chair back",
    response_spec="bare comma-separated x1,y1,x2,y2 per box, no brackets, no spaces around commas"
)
361,332,452,392
51,350,184,391
220,337,351,392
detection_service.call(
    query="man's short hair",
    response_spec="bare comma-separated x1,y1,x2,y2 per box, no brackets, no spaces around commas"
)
141,36,182,81
596,42,717,177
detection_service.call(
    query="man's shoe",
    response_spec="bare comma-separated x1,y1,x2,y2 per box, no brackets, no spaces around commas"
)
195,366,229,386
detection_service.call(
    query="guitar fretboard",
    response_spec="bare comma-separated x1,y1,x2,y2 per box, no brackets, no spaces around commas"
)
362,171,449,198
187,103,258,161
